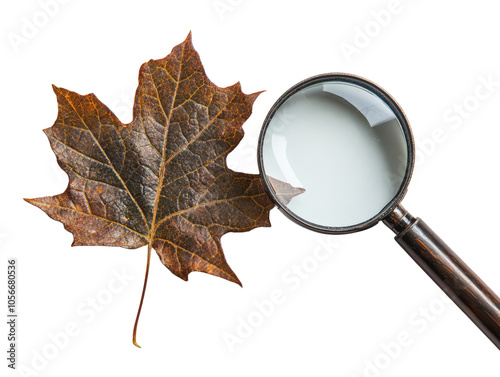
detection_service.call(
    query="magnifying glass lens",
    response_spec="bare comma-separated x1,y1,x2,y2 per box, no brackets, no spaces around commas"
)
260,79,409,229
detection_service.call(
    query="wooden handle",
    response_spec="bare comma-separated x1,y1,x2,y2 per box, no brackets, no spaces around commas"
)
383,204,500,350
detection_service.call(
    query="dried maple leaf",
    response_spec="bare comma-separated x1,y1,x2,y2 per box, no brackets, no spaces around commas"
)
25,33,303,347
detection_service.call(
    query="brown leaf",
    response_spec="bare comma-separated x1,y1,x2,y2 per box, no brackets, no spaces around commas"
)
26,32,304,283
25,33,303,345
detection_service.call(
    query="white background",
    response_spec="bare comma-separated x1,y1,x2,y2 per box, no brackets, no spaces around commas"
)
2,0,500,376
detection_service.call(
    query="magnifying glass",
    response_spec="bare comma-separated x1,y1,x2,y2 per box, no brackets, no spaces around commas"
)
257,73,500,349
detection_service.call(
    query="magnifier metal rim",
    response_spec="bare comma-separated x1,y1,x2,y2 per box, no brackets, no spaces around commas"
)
257,73,415,234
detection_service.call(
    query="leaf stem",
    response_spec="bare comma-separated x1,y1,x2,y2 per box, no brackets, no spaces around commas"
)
133,243,152,348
